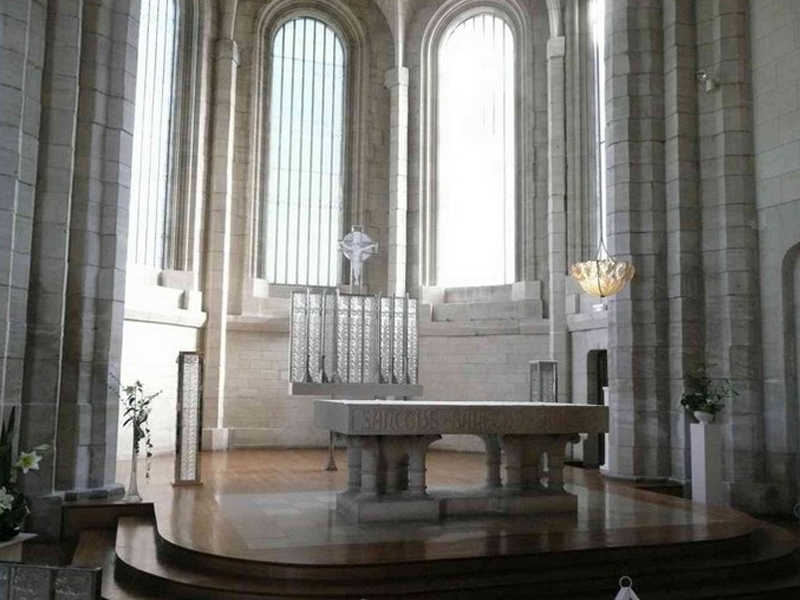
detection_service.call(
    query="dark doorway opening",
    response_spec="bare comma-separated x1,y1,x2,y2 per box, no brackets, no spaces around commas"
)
584,349,608,468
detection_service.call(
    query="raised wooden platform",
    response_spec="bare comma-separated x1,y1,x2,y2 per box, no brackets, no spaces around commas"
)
77,449,800,599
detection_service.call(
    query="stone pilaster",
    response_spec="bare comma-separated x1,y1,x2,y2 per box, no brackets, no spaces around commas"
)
386,67,409,297
605,0,671,480
547,30,571,405
202,37,239,450
696,0,766,509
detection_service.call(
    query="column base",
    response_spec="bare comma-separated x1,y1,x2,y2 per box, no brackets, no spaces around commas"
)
336,488,578,522
337,492,440,522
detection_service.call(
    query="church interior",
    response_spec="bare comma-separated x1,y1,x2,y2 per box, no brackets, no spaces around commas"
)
2,0,800,597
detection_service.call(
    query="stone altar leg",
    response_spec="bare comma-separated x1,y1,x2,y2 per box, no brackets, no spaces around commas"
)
480,434,502,489
501,436,524,492
381,438,408,495
345,437,363,495
397,455,409,491
360,437,380,499
544,435,579,491
406,435,441,497
521,439,546,491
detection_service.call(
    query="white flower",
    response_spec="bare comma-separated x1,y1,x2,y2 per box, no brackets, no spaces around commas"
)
15,451,43,474
0,487,14,512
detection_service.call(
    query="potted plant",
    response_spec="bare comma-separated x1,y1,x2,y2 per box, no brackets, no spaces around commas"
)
679,364,738,424
0,408,49,540
119,381,161,502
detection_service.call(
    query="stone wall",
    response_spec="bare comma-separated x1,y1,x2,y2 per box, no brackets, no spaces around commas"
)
218,324,550,450
751,0,800,509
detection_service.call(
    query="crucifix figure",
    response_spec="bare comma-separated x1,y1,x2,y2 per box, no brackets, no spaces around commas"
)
339,226,378,291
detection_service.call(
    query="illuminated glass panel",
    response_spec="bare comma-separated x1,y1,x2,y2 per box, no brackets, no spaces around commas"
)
437,13,515,287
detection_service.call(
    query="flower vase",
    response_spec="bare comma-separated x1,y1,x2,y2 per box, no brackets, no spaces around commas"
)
693,411,714,424
123,429,142,503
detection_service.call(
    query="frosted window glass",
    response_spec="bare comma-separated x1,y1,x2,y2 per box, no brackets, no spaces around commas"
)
129,0,178,268
264,18,345,287
437,13,515,287
590,0,607,250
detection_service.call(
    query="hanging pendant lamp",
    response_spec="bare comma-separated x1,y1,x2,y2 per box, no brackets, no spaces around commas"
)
569,238,635,299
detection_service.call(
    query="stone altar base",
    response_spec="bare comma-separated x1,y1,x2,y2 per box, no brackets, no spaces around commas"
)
314,399,609,523
337,488,577,522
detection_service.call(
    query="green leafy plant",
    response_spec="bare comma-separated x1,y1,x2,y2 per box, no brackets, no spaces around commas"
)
679,364,738,417
0,407,50,539
120,381,162,480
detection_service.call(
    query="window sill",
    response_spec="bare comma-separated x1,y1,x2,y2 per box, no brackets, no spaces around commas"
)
241,277,377,317
124,269,205,328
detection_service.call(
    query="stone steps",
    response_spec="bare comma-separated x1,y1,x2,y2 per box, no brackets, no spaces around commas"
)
108,515,800,599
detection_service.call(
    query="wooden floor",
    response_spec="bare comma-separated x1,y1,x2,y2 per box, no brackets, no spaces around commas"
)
85,448,800,599
114,448,757,566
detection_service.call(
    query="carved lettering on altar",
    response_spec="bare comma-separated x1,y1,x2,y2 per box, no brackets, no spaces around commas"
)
350,407,521,434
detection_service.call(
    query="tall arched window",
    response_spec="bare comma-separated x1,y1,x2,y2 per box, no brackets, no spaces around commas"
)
263,17,346,287
129,0,179,268
437,12,515,287
590,0,607,249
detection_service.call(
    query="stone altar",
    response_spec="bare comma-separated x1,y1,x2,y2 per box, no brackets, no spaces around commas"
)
314,400,609,521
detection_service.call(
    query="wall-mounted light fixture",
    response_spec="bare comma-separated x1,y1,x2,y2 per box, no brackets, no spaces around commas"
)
697,69,718,93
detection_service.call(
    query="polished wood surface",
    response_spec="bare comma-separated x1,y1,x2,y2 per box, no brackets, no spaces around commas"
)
115,448,760,567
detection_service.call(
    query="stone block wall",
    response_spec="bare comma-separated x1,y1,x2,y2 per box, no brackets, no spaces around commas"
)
751,0,800,508
223,327,327,448
219,325,549,450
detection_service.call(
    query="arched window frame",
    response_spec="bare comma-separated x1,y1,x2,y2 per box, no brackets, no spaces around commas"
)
248,0,370,292
127,0,210,281
418,0,534,288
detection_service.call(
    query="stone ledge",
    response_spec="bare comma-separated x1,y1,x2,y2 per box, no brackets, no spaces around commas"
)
227,315,290,333
125,307,207,328
421,320,550,337
566,311,608,332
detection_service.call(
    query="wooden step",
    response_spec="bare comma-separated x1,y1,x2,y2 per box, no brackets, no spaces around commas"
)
112,515,800,600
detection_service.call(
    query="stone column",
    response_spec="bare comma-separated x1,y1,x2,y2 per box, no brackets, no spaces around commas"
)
521,439,546,491
663,0,703,484
502,435,524,491
406,434,440,497
696,0,765,507
381,438,407,495
546,4,571,405
345,437,362,495
605,0,671,480
386,67,409,296
19,0,85,535
544,436,575,490
202,36,239,450
360,438,380,499
0,0,45,428
57,0,138,495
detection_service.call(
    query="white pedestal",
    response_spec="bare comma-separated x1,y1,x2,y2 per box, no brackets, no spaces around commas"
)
0,533,36,562
690,423,723,505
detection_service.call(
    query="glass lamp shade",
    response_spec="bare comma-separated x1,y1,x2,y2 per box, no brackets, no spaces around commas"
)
570,258,635,298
